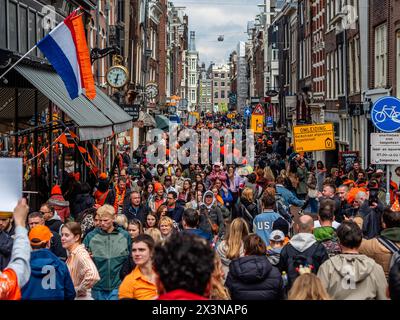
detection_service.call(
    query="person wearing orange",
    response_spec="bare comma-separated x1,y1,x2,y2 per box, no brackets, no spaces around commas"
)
48,185,70,222
94,173,110,206
0,199,30,300
118,234,157,300
106,176,131,214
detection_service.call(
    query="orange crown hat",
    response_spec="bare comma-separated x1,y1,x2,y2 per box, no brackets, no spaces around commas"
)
391,199,400,212
51,185,62,196
29,225,52,246
99,172,108,180
154,182,164,192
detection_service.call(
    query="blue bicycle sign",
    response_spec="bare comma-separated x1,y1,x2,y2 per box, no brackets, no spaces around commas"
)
371,96,400,132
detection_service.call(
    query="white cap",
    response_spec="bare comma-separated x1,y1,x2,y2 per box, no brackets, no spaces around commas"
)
269,230,285,242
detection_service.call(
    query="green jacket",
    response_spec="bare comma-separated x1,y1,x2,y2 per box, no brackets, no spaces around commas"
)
83,225,131,291
314,226,337,242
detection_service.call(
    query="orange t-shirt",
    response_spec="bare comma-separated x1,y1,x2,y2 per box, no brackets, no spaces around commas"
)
0,269,21,300
118,266,157,300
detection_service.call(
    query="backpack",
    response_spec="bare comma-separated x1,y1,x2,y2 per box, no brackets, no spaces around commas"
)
275,193,292,223
377,237,400,270
285,243,318,287
217,202,231,220
321,238,342,257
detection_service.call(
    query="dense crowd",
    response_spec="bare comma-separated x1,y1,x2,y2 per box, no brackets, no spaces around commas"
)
1,117,400,300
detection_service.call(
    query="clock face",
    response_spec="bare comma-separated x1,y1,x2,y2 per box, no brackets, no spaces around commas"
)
107,66,128,88
146,84,159,99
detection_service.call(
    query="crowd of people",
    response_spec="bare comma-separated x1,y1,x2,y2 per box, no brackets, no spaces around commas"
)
1,117,400,301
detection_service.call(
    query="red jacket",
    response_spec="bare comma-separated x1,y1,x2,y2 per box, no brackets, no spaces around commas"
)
158,289,208,300
48,195,70,222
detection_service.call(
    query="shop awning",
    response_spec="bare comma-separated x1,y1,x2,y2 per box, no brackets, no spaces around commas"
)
15,65,133,140
15,65,113,141
138,111,156,127
91,88,133,134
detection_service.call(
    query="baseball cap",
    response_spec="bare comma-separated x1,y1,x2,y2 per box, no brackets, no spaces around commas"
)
29,225,52,246
269,230,285,242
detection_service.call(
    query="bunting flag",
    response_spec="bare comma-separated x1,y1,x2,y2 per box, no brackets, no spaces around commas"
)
78,146,87,154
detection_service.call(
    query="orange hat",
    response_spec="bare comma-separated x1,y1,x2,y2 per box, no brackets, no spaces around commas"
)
74,172,80,182
154,182,164,192
29,225,52,246
51,185,62,196
391,199,400,212
99,172,108,180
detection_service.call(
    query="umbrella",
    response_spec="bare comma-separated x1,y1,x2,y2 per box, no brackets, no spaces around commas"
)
155,115,170,131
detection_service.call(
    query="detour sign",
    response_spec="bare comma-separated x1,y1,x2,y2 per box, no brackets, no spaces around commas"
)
293,123,336,152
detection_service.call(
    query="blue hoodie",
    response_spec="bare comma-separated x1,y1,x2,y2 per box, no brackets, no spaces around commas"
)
21,249,76,300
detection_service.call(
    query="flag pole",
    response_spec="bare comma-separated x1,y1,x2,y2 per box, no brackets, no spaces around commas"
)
0,6,82,82
0,45,38,81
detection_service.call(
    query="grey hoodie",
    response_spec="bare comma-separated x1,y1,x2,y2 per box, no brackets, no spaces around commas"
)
199,190,225,237
317,254,388,300
289,233,317,252
202,190,216,209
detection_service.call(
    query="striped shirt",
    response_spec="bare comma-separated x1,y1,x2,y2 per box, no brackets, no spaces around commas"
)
66,244,100,298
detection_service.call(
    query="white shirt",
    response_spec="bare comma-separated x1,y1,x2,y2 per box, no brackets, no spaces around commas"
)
314,220,341,229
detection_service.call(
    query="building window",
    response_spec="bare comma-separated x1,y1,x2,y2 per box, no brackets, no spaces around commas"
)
221,91,225,99
349,40,354,94
355,38,360,93
397,31,400,98
221,73,225,78
214,92,218,99
221,82,225,87
214,73,219,78
375,23,387,88
191,90,196,102
190,74,196,86
214,82,218,87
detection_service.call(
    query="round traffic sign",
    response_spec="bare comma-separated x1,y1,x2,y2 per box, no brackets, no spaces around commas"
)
371,96,400,132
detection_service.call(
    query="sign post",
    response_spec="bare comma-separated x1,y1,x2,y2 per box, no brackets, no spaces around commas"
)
371,96,400,205
293,123,336,152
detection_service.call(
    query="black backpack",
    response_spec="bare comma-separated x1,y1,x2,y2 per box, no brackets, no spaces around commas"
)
285,243,318,287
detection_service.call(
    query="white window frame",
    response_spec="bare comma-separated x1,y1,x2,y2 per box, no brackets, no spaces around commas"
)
375,23,387,88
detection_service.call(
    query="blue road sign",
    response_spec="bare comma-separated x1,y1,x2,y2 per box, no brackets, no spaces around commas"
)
371,96,400,132
267,116,273,128
244,107,251,118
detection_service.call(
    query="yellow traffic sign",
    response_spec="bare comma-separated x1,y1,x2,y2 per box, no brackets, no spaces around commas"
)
251,115,264,134
293,123,336,152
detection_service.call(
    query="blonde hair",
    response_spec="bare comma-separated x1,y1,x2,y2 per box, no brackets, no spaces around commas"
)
264,167,275,180
145,228,162,244
158,216,174,228
241,187,254,203
115,214,128,229
210,254,231,300
226,218,249,260
288,273,331,300
97,204,115,219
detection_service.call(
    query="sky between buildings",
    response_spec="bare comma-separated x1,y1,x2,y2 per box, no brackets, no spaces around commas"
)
174,0,263,67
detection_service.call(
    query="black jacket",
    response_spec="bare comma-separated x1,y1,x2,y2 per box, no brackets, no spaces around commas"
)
105,188,131,209
0,230,13,270
50,231,67,262
119,255,136,281
45,219,63,235
164,204,185,223
278,239,328,289
122,204,148,224
225,255,283,300
71,193,95,218
236,198,258,229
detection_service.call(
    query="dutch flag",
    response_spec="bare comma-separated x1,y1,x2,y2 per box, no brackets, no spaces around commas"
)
37,10,96,100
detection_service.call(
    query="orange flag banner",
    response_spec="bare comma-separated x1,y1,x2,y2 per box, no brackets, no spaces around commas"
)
71,14,96,100
58,133,70,147
78,146,87,154
69,131,78,139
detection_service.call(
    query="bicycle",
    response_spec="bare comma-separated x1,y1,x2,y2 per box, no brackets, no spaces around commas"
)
374,105,400,123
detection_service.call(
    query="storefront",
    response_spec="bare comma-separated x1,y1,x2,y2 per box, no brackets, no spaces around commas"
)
0,61,132,208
